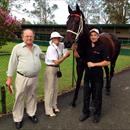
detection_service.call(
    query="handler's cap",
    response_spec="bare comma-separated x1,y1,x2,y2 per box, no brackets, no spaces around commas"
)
89,28,99,34
50,31,64,39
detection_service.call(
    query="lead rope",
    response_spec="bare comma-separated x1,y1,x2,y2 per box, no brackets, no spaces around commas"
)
67,15,84,87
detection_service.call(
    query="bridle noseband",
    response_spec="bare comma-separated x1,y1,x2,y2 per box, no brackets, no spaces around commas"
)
67,14,83,42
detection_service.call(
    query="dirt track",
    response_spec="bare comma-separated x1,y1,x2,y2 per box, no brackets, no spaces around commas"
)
0,69,130,130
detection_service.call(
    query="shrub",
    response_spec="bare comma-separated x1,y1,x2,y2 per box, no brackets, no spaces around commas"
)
0,6,21,47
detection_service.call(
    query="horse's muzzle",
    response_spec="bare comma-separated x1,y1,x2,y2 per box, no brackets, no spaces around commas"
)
64,41,73,48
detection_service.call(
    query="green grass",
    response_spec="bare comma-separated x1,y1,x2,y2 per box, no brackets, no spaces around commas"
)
0,43,130,113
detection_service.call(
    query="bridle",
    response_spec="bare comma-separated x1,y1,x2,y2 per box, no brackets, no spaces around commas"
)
67,14,83,42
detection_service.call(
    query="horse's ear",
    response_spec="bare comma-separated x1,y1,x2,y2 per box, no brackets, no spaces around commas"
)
68,5,72,13
76,4,80,12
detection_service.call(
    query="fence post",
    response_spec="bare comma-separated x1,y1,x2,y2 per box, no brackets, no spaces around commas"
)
1,86,6,114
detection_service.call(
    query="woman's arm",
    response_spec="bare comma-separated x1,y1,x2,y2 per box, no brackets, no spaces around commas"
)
53,51,70,65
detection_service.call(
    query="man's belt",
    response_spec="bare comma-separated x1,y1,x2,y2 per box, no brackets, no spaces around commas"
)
47,65,59,67
17,71,36,78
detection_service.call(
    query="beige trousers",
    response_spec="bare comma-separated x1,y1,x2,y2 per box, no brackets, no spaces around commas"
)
13,73,38,122
44,66,58,115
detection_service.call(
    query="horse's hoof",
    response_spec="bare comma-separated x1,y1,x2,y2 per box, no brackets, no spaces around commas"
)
105,89,110,96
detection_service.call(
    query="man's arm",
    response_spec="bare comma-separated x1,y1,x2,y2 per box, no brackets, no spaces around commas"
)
87,60,110,68
6,46,18,86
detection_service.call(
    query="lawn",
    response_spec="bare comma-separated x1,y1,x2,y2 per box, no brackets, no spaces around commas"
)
0,43,130,113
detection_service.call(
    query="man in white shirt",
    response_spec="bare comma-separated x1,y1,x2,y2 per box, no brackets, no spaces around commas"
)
6,29,44,129
44,32,70,117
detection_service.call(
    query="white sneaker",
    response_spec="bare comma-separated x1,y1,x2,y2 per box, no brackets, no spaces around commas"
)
46,112,56,117
54,108,60,113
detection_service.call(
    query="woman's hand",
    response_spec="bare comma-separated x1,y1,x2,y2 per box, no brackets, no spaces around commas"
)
74,50,80,58
64,51,70,58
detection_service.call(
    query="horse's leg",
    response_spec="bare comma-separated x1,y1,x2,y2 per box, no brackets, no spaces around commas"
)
71,59,84,107
104,66,111,95
110,59,117,78
110,61,116,84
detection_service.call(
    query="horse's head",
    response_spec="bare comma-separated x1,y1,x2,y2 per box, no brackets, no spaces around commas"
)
64,4,84,48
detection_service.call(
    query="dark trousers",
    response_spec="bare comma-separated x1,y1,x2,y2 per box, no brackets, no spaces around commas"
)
83,68,103,116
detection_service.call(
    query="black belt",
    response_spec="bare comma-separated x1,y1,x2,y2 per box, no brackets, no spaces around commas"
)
17,71,36,78
47,65,59,67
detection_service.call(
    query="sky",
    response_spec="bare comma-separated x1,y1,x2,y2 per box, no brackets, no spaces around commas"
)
11,0,70,24
50,0,69,24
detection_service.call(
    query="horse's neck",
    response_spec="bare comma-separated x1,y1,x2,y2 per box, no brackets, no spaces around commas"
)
77,25,90,54
79,25,90,45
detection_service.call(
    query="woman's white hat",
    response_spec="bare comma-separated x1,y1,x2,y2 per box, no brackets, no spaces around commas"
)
89,28,99,34
50,31,64,39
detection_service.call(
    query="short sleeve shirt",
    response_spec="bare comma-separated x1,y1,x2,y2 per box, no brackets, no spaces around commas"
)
45,42,68,65
87,40,110,63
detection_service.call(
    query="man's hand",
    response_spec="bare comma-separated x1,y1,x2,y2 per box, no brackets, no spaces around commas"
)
6,77,12,86
87,62,95,68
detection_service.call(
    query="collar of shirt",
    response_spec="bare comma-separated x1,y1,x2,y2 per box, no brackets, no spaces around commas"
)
22,42,36,49
91,40,101,48
21,42,37,48
49,41,59,50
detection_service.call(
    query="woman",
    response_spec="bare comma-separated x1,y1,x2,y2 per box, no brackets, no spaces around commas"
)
79,28,110,123
44,31,70,117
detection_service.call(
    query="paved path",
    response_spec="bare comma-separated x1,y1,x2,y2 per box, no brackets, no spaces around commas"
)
0,69,130,130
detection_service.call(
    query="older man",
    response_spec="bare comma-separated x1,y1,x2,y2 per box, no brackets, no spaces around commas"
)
6,29,43,129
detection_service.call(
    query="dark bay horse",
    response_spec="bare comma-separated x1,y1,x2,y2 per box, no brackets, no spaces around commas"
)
64,5,121,107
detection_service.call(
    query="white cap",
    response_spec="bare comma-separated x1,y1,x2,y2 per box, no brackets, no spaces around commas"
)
50,31,64,39
89,28,99,34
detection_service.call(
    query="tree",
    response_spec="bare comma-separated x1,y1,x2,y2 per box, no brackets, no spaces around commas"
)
0,0,21,47
103,0,130,24
0,0,9,9
66,0,101,24
31,0,58,24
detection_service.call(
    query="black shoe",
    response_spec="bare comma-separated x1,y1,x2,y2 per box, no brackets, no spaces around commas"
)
28,115,38,123
106,89,110,96
79,113,90,122
71,101,76,107
15,121,23,129
93,115,100,123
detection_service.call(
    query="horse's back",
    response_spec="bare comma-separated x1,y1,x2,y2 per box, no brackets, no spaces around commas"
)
99,33,121,60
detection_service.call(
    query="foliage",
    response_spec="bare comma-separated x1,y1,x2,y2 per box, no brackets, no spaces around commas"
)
0,0,9,9
102,0,130,24
0,6,21,46
8,0,58,24
66,0,102,24
31,0,58,24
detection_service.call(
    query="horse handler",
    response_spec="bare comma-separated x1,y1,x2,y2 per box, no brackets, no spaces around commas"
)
6,29,44,129
44,32,70,117
79,28,110,123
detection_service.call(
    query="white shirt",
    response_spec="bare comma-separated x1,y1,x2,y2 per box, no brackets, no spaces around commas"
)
7,42,42,77
45,41,68,65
